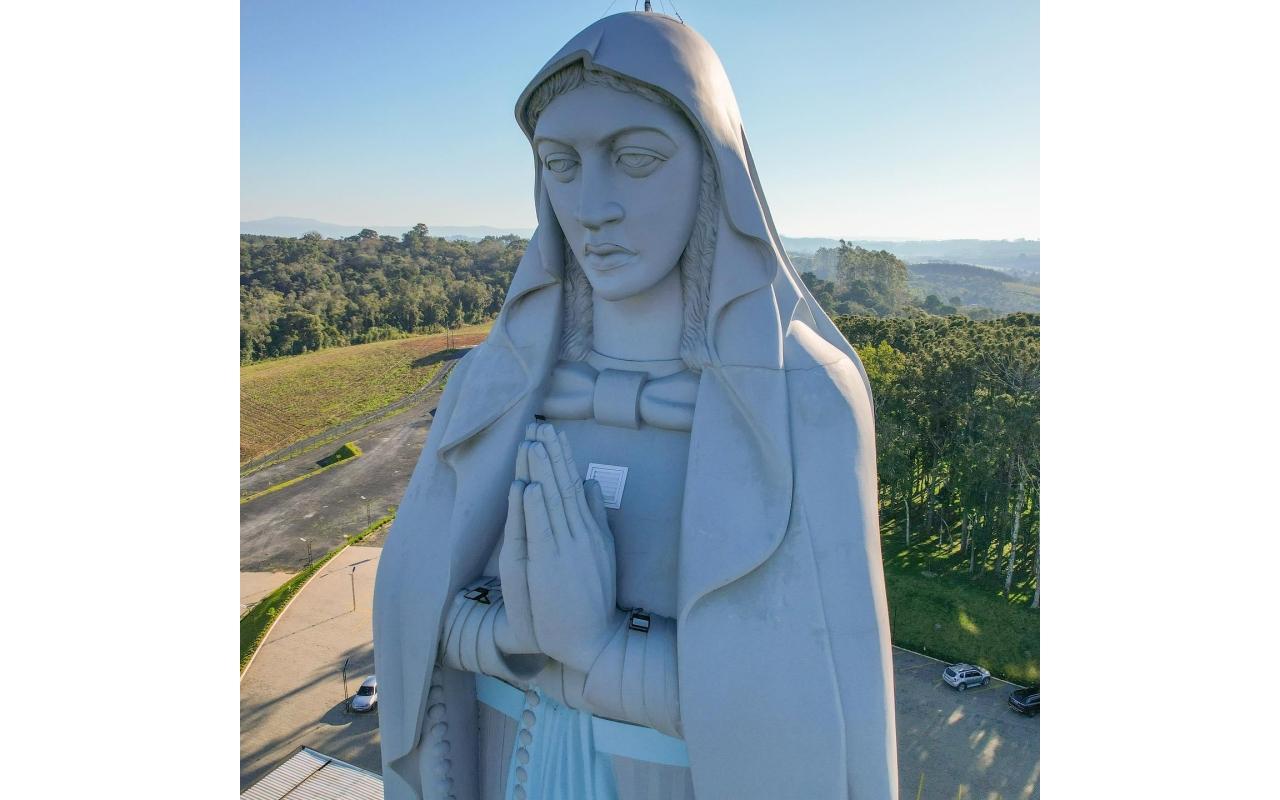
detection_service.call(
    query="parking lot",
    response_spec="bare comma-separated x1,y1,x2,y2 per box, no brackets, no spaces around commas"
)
893,648,1040,799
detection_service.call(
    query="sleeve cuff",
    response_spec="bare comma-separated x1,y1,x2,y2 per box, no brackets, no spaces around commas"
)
582,610,681,737
440,579,548,683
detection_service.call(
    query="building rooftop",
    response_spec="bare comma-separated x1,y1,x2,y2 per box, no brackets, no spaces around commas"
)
241,747,383,800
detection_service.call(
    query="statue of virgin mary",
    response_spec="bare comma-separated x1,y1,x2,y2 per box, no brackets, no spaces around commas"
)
374,11,898,799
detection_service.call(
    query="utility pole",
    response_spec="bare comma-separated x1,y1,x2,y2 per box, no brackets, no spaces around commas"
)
342,657,350,713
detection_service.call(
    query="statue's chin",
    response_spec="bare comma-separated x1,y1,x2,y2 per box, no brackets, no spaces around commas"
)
587,260,679,302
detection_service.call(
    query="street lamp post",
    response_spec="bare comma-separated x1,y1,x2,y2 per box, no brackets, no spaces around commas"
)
350,565,358,611
341,657,350,713
299,537,312,567
360,495,371,527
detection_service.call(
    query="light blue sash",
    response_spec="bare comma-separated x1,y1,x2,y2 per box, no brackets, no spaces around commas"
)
475,674,690,800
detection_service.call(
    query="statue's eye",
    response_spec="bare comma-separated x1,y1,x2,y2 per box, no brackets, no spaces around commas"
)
544,156,579,174
617,150,662,171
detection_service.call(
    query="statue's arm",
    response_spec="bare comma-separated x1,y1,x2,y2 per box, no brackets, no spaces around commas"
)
580,609,681,738
440,578,682,738
438,577,548,683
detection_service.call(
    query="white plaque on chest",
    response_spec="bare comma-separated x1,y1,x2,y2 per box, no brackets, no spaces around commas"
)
585,463,629,509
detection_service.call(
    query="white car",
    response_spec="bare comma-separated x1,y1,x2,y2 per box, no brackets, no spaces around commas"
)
351,675,378,712
942,663,991,691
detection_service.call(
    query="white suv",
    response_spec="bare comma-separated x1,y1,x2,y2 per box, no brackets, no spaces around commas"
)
942,663,991,691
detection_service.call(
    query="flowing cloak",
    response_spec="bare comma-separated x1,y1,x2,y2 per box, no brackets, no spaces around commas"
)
373,12,898,799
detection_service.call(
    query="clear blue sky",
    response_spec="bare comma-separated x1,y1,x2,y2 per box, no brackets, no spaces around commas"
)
242,0,1038,240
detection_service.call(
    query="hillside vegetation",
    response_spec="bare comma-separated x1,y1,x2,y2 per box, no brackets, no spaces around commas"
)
240,326,488,464
797,242,912,316
908,261,1039,315
241,226,519,363
791,244,1038,318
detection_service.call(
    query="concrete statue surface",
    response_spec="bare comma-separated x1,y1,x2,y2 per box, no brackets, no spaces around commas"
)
374,11,898,799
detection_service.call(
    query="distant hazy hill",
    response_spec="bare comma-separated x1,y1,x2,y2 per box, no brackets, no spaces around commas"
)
240,217,535,241
907,261,1039,314
779,236,1039,275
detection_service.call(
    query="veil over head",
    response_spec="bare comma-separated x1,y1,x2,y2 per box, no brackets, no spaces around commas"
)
507,10,868,381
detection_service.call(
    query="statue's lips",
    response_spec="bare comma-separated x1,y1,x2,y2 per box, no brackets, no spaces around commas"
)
583,244,637,272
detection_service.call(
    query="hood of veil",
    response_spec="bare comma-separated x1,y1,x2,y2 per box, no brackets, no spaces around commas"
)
437,11,869,456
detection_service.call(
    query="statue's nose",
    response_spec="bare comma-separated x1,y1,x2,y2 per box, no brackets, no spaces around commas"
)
578,166,624,230
579,201,624,230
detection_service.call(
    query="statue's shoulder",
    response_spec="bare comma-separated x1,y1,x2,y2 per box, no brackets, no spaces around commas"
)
420,345,479,439
782,320,873,421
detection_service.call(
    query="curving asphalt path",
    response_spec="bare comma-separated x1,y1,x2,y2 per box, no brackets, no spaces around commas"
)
240,544,382,791
239,358,458,574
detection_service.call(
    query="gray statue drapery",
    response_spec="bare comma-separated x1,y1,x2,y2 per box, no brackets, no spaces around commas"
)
373,12,898,799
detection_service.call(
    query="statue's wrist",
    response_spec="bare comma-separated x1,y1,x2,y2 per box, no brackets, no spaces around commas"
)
493,606,516,653
567,609,629,674
494,603,540,655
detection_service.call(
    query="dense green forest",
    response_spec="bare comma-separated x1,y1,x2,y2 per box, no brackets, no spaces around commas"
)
240,225,521,363
838,313,1040,607
241,231,1036,362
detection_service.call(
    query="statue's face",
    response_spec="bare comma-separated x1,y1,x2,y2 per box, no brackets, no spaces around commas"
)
534,83,703,302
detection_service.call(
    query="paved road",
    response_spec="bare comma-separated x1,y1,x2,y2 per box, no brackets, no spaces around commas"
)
240,545,383,791
239,363,454,573
241,544,1039,798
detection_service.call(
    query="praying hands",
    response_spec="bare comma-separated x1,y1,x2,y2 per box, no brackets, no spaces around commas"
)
496,422,627,674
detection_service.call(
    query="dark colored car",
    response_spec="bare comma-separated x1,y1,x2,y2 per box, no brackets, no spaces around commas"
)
1008,686,1039,715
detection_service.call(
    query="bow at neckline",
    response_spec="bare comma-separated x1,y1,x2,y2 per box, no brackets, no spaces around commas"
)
538,361,698,432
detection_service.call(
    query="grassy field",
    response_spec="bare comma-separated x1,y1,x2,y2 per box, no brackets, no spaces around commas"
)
240,324,490,465
881,524,1040,685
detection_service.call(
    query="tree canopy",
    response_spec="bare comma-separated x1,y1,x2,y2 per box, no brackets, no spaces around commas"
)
839,313,1041,605
799,241,911,316
240,227,522,362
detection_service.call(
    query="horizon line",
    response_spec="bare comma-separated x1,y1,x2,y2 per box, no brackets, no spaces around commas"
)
240,217,1040,243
